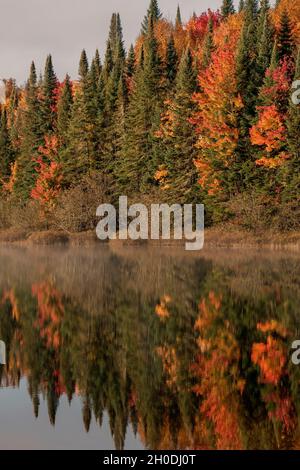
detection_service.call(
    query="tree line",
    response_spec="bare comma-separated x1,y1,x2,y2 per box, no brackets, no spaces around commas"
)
0,0,299,231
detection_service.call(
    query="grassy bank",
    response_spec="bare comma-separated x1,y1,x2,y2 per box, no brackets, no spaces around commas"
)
1,226,300,251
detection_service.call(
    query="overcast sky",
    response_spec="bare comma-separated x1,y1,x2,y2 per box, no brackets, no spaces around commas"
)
0,0,235,84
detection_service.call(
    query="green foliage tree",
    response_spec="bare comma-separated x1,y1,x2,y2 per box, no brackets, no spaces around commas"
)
163,48,199,203
221,0,235,18
165,35,178,85
257,1,274,76
0,107,14,183
277,9,295,61
57,74,73,147
141,0,162,34
15,62,45,199
119,20,163,193
79,49,89,79
41,55,57,133
176,5,182,27
285,49,300,199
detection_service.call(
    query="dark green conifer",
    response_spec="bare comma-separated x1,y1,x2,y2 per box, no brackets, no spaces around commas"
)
141,0,162,34
79,49,89,79
277,9,295,61
120,20,162,192
41,54,57,132
257,1,274,77
236,0,260,126
126,45,136,79
14,61,44,198
93,49,102,80
285,49,300,198
0,107,14,183
57,74,73,146
176,5,182,27
165,35,178,85
221,0,235,18
164,48,199,203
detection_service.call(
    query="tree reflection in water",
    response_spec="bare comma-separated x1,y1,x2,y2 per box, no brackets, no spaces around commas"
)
0,247,300,450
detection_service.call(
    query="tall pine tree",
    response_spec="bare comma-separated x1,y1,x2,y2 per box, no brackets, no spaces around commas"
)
141,0,162,34
0,107,14,184
41,55,58,134
285,49,300,199
176,5,182,27
57,75,73,147
159,49,199,203
15,62,44,198
277,9,295,61
165,35,178,85
221,0,235,18
120,19,163,192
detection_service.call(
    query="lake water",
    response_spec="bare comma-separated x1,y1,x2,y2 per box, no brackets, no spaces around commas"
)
0,245,300,450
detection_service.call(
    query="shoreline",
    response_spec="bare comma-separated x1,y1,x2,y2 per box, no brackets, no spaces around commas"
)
0,227,300,251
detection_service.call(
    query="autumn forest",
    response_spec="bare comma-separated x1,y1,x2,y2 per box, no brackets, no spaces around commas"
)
0,0,299,235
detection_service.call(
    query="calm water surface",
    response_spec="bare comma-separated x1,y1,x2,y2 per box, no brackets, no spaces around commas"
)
0,246,300,450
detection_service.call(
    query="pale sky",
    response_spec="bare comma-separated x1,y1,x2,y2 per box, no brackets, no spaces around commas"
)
0,0,234,84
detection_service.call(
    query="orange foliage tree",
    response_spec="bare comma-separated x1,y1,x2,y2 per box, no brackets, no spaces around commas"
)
192,291,244,450
192,15,243,196
186,10,221,50
250,58,292,168
31,135,62,210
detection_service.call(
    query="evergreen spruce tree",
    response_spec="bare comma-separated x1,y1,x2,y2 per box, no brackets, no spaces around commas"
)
79,49,89,79
102,28,126,163
163,48,199,203
141,0,162,34
236,0,260,128
102,41,114,82
41,55,58,133
102,13,125,87
57,74,73,146
93,49,102,80
257,0,274,78
116,13,126,62
119,19,163,192
285,49,300,198
0,107,14,183
15,61,45,198
62,55,98,183
7,80,19,147
235,0,260,189
108,13,118,57
165,35,178,85
107,74,128,182
176,5,182,27
61,87,92,184
84,59,99,120
221,0,235,18
277,9,295,61
239,0,245,12
126,45,136,79
108,13,125,63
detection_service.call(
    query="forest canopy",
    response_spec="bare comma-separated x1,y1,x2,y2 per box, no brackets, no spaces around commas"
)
0,0,299,233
